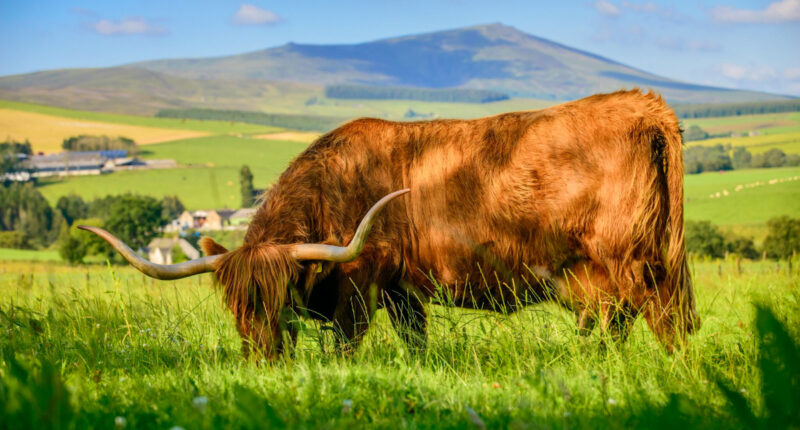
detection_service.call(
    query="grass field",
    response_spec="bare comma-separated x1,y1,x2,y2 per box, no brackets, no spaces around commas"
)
684,166,800,227
0,100,283,153
683,112,800,155
0,259,797,428
0,248,60,262
36,135,309,210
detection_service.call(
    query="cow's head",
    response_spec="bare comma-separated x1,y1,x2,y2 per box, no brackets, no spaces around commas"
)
78,189,409,355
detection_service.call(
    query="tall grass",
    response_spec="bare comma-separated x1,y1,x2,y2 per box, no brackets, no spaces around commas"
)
0,260,798,429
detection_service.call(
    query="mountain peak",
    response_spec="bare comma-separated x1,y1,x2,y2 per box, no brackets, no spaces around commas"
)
101,24,795,103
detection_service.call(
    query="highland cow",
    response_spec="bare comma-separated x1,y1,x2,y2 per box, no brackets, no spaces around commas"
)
81,89,700,359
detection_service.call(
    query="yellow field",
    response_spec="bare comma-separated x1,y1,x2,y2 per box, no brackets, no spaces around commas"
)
0,108,209,153
254,131,321,143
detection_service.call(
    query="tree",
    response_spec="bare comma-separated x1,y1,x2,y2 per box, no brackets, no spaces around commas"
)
240,165,254,208
752,148,788,168
55,195,88,226
161,195,185,221
685,220,726,258
731,147,752,169
763,216,800,260
683,145,733,174
0,183,57,248
1,139,32,180
104,195,165,250
683,125,709,141
725,234,759,259
58,222,86,264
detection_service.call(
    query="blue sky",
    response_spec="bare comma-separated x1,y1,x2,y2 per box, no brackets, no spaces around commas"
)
2,0,799,95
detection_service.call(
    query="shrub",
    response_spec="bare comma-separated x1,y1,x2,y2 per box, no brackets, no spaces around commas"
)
763,216,800,260
685,220,726,258
0,231,31,249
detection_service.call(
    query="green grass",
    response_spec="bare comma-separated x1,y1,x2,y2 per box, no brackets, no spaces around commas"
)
0,248,61,262
684,166,800,230
0,99,283,135
0,259,798,428
36,135,309,210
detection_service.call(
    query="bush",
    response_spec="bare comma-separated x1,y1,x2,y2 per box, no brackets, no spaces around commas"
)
731,147,752,169
62,135,137,154
104,195,166,250
763,216,800,260
683,125,709,141
0,183,57,248
751,148,788,168
683,145,732,174
724,234,759,259
55,194,87,227
0,231,31,249
685,220,726,258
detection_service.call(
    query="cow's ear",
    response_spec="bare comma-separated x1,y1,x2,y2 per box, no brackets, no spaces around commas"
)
199,237,229,256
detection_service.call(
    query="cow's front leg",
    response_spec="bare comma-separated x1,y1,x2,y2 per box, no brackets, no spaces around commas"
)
385,285,427,355
236,310,283,361
331,295,373,355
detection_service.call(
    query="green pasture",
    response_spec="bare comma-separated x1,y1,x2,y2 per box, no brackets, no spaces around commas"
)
683,166,800,230
0,248,60,262
0,99,282,135
1,259,798,428
36,135,309,210
683,111,800,135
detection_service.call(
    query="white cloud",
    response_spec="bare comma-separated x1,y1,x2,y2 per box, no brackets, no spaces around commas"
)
784,67,800,80
620,2,685,20
710,0,800,23
594,0,621,17
232,4,282,26
656,37,721,52
90,18,168,36
719,63,777,81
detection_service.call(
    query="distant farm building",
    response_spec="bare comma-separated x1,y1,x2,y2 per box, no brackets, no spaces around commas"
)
22,150,177,178
146,237,200,265
168,208,256,232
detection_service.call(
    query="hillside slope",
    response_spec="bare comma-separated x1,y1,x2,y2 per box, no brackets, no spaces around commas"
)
134,23,785,103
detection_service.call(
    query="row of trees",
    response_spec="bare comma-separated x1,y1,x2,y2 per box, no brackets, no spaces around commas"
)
1,140,33,179
62,135,138,154
673,99,800,119
686,217,800,260
324,84,510,103
684,145,800,174
0,181,185,263
156,108,347,132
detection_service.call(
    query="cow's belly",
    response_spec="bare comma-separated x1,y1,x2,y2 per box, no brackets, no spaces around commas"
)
404,221,579,310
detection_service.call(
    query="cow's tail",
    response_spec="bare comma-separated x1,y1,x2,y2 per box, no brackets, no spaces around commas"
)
660,105,699,335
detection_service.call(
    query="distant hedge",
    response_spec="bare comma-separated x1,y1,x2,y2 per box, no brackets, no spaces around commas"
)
324,85,510,103
155,109,348,132
673,99,800,119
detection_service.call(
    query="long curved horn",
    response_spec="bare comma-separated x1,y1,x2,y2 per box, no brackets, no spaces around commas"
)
76,225,220,280
289,188,410,262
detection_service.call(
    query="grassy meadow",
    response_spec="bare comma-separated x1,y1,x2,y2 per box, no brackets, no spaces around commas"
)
36,135,309,210
683,111,800,156
0,100,283,153
1,259,798,429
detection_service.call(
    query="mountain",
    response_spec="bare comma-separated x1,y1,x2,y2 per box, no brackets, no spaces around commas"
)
132,23,785,103
0,23,790,116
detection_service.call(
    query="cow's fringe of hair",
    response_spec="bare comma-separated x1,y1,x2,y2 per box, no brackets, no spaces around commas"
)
212,243,301,325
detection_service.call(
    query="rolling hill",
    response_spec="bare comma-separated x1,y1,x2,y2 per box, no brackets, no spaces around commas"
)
0,23,790,116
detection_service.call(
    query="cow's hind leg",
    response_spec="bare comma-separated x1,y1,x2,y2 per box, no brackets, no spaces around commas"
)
385,283,428,355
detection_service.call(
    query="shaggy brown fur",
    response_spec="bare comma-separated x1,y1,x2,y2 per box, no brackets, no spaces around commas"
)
203,89,700,358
